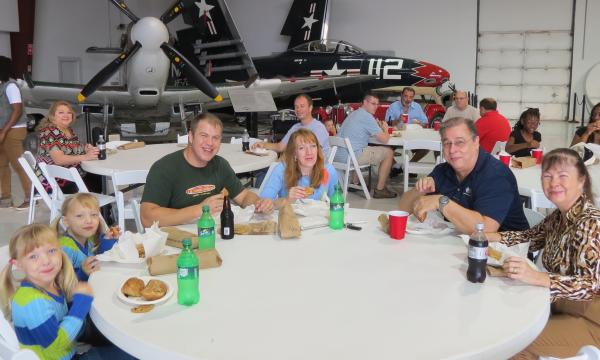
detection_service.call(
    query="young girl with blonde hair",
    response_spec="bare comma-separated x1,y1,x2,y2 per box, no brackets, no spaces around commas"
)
54,193,119,281
0,224,93,359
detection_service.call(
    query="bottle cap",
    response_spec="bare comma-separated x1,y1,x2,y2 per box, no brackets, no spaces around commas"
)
475,223,484,231
182,238,192,247
202,205,209,212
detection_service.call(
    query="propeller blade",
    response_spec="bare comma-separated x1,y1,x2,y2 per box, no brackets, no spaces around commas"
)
77,42,142,103
160,0,188,24
109,0,139,23
160,42,222,102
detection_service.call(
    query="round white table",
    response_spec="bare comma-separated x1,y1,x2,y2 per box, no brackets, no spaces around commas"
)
81,143,277,176
370,128,440,146
89,208,549,360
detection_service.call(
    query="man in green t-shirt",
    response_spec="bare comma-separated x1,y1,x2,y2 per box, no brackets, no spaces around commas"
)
141,113,274,227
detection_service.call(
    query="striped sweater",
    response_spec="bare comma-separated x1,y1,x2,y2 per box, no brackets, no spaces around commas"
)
11,281,93,360
60,233,116,281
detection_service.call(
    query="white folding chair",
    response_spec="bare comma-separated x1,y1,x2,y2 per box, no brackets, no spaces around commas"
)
491,141,507,155
38,162,116,220
177,134,189,144
529,188,556,212
130,199,144,234
523,207,545,227
402,139,443,193
257,162,281,195
0,313,39,360
17,152,53,224
328,144,337,165
111,170,148,232
329,136,371,200
540,345,600,360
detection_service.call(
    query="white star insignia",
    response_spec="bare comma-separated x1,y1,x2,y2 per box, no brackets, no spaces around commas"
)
324,63,345,76
302,13,319,30
195,0,215,20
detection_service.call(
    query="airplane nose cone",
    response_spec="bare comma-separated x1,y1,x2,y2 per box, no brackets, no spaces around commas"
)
130,17,169,48
414,61,450,87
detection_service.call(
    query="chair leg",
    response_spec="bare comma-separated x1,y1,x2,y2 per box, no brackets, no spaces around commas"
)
343,169,350,200
355,169,371,200
27,187,35,224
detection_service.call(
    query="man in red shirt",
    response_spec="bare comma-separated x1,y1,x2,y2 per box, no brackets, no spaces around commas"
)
475,98,511,153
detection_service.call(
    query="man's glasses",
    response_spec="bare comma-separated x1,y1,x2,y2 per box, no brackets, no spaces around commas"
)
442,138,473,149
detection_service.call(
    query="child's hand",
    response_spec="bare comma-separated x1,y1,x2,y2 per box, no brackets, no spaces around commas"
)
105,226,121,239
82,256,100,275
73,282,94,296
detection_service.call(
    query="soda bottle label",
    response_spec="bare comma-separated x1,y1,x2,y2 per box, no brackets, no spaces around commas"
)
178,266,198,279
330,203,344,211
468,246,488,260
223,227,231,236
199,227,214,237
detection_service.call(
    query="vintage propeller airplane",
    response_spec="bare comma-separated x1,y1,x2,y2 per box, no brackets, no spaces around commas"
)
17,0,375,138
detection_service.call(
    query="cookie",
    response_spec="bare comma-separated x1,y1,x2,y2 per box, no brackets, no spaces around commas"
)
131,304,155,313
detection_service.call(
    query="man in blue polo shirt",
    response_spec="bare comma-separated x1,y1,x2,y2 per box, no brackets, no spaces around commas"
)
384,87,428,126
398,117,528,234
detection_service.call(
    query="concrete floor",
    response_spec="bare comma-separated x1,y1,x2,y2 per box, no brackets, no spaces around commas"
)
0,119,580,246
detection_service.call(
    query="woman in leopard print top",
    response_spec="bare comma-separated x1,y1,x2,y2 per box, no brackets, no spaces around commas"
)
487,148,600,359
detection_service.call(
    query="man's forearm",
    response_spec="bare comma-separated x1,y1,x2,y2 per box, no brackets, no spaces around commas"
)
442,201,499,234
398,189,422,213
237,190,260,208
141,204,200,227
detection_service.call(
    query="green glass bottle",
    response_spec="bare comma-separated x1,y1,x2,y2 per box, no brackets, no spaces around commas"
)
329,184,344,230
197,205,216,250
177,238,199,306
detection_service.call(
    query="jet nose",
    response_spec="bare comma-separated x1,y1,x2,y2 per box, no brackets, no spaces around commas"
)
414,61,450,87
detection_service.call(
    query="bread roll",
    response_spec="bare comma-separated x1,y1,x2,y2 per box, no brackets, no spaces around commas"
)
141,279,168,301
121,277,145,297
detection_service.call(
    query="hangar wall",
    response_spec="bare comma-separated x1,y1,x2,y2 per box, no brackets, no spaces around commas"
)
0,0,20,57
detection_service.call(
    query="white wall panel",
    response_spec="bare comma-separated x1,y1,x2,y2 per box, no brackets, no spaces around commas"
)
480,0,572,32
477,85,521,102
477,69,523,85
522,86,569,103
0,0,19,32
523,69,570,85
525,50,571,68
525,32,572,50
478,50,523,68
478,34,524,50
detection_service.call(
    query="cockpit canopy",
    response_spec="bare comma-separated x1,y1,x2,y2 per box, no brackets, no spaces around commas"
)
291,40,364,55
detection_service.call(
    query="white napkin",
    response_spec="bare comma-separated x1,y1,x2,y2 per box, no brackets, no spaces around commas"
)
142,222,168,257
115,232,140,260
458,234,530,267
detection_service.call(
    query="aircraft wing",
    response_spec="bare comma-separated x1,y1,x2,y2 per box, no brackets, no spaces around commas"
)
18,74,375,111
160,74,377,109
17,79,133,109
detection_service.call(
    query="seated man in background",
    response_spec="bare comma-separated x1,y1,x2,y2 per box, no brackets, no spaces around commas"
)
475,98,511,153
384,87,428,127
141,113,274,227
441,90,479,122
398,117,528,234
335,92,396,199
253,93,330,158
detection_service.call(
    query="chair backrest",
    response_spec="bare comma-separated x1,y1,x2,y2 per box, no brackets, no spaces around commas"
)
17,153,52,209
523,207,545,227
328,145,338,164
258,162,281,195
111,170,148,232
38,163,88,201
177,134,189,144
0,313,19,357
402,139,442,153
492,141,507,155
529,189,556,212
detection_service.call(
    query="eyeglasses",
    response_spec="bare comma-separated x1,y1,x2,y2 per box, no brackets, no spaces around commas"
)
366,100,379,107
442,138,473,149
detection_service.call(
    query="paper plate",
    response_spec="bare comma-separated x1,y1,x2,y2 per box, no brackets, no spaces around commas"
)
96,248,145,264
405,217,455,235
117,276,174,306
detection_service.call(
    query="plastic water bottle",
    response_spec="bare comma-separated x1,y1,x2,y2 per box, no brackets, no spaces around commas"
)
97,135,106,160
177,238,199,306
329,184,344,230
242,129,250,151
197,205,215,250
467,223,488,283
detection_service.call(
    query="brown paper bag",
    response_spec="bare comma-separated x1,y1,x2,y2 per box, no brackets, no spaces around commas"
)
378,214,389,234
161,227,198,248
278,204,301,239
486,265,506,277
146,248,222,275
216,221,277,235
511,156,536,168
118,141,146,150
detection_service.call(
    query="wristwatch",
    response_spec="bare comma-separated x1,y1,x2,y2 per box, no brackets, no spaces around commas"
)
438,195,450,215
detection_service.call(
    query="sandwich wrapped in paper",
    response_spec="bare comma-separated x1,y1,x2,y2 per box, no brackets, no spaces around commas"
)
511,156,537,168
147,249,222,275
97,222,167,262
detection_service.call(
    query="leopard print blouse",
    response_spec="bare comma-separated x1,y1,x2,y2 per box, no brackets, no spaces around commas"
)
500,196,600,302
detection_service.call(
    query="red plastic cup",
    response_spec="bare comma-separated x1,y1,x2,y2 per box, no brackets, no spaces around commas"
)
388,127,393,134
433,121,441,131
499,154,511,166
401,114,409,123
388,210,409,240
531,148,543,164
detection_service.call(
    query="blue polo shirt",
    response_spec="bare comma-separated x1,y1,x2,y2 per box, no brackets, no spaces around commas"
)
384,100,428,125
429,149,528,231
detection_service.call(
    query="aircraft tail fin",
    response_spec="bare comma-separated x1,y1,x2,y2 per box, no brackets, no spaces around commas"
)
281,0,329,49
